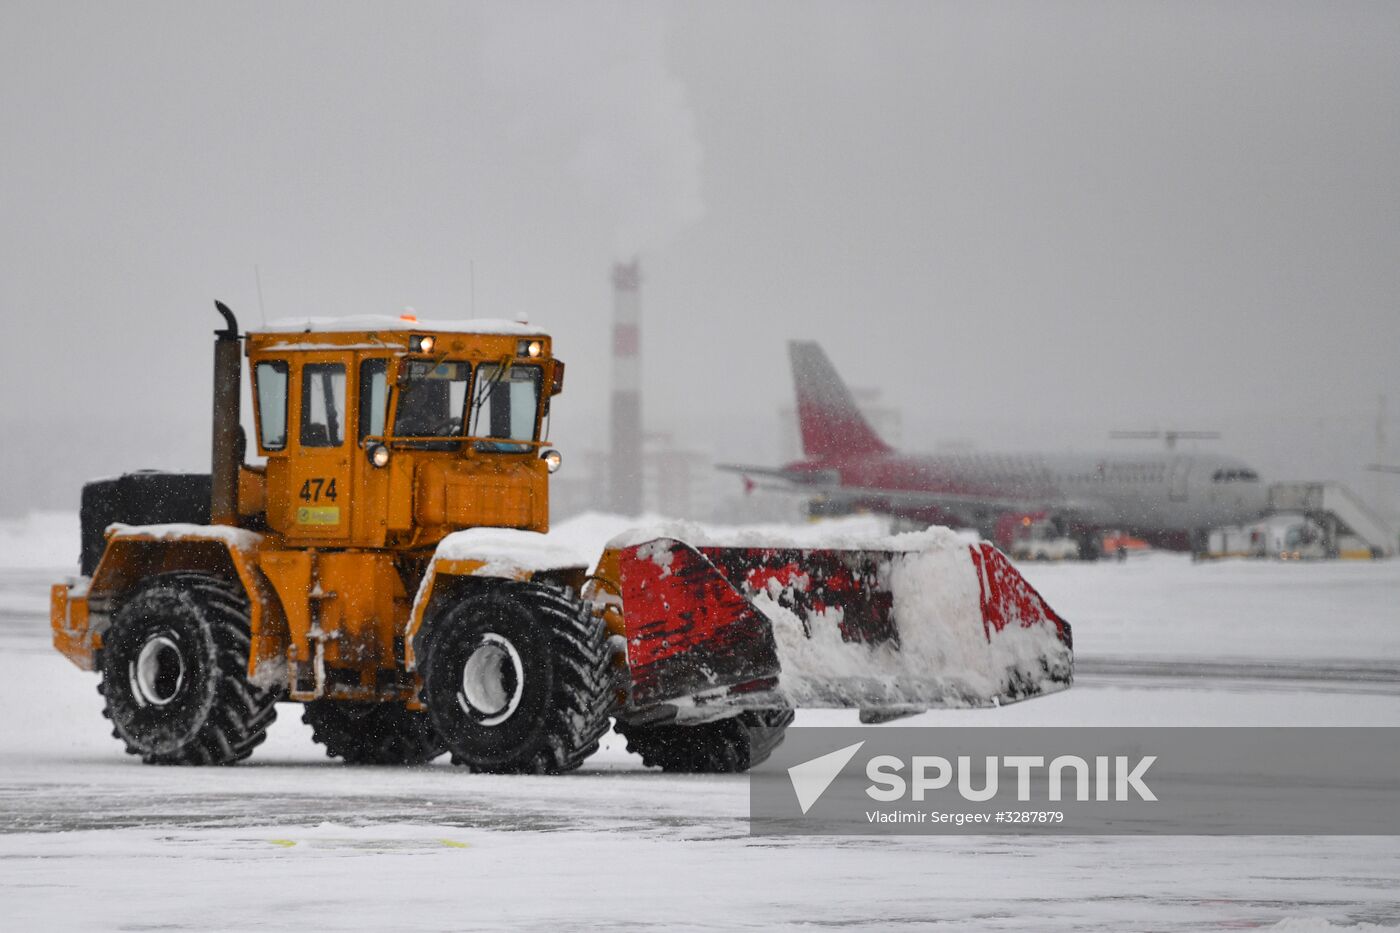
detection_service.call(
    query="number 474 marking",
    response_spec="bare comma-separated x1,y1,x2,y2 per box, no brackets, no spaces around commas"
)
298,477,338,502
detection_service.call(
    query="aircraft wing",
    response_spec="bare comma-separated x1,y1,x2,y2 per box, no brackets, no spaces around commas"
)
717,463,818,482
803,482,1059,517
716,463,842,488
717,464,1092,524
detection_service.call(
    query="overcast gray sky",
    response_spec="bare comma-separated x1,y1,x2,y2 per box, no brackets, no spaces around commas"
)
2,0,1398,517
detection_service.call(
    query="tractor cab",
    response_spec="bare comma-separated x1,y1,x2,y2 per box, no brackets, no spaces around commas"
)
242,316,564,550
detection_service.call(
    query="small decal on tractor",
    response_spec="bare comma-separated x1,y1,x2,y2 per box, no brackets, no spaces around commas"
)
296,506,340,525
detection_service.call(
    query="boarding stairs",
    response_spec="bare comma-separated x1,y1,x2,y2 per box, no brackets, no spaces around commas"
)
1267,482,1397,558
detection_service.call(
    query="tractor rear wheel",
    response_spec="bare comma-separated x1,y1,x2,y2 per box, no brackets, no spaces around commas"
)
99,572,277,765
615,710,795,773
302,701,445,765
419,583,612,774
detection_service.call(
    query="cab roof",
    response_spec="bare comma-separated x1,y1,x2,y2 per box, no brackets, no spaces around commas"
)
250,315,548,337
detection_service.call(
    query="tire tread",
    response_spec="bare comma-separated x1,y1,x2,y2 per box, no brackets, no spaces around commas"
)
616,710,795,774
102,572,277,765
425,582,613,775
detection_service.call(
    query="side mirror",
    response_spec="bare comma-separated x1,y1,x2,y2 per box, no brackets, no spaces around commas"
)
551,360,566,396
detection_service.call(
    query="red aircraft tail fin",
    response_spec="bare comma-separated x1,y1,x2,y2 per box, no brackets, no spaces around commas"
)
789,340,893,459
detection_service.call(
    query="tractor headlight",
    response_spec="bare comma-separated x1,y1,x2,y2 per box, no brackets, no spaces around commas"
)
368,444,391,468
518,339,543,358
540,448,562,473
410,334,435,354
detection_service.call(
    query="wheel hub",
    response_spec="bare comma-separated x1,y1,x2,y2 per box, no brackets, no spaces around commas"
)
130,634,185,707
458,633,524,727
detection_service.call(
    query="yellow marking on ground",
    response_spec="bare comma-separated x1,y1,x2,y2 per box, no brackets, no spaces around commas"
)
269,839,297,847
440,839,470,849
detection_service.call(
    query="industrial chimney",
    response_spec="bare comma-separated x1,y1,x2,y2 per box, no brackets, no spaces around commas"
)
609,260,642,515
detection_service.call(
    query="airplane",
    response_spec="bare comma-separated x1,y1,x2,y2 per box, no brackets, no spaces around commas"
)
720,341,1270,556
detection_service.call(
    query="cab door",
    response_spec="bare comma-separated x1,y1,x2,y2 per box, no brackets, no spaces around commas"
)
350,354,393,546
284,354,353,543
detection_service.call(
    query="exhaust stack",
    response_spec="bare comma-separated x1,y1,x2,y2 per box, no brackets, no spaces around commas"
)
211,301,242,526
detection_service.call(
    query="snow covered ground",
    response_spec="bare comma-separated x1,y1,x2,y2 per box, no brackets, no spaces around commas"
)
1,512,1398,930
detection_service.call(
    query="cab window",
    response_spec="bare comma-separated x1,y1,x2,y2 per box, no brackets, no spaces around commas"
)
394,361,469,451
358,359,388,441
471,364,541,453
254,360,288,451
301,363,347,447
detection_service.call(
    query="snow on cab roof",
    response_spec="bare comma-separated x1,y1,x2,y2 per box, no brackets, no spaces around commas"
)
252,315,548,336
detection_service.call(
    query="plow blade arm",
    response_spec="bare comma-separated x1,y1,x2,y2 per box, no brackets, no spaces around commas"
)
615,538,1071,715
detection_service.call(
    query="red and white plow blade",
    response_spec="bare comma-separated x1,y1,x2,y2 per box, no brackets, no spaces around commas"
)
615,535,1072,715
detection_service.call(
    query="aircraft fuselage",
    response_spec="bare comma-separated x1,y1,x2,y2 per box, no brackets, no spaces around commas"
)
787,449,1269,539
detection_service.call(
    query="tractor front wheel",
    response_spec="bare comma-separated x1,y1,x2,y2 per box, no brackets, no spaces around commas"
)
302,701,445,765
419,584,612,774
615,710,795,773
99,572,277,765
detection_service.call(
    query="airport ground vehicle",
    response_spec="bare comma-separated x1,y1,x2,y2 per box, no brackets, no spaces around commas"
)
1207,515,1329,560
1008,517,1081,562
51,305,1072,773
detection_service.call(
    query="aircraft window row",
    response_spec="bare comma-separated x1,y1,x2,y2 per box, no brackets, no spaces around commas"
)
1212,469,1259,483
1062,468,1165,484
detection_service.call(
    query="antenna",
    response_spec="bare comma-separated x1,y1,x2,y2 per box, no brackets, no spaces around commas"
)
1376,394,1388,515
254,265,268,326
1110,430,1222,451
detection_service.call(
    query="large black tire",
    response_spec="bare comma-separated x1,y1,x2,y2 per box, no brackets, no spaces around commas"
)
615,710,795,773
99,572,277,765
302,701,446,765
419,583,612,774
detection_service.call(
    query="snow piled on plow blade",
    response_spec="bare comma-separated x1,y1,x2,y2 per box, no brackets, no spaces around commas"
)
617,536,1072,715
764,545,1072,709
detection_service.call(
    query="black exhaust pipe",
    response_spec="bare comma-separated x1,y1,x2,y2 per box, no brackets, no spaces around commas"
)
211,301,241,526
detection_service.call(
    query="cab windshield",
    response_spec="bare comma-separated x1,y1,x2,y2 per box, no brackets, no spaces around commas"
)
470,364,541,453
394,360,469,449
